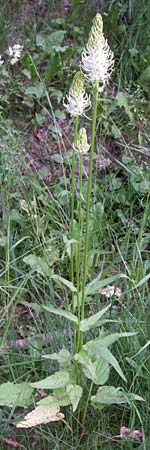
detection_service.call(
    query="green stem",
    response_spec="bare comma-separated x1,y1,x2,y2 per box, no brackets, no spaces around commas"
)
77,151,83,352
82,381,93,427
80,81,99,350
70,116,79,352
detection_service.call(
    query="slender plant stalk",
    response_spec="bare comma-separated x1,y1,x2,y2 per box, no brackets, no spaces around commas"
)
79,81,99,350
77,151,83,352
70,115,79,352
82,381,93,426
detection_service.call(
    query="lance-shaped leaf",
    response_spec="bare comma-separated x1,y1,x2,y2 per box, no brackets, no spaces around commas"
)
43,349,72,362
30,371,70,389
99,347,126,382
84,332,137,353
16,405,64,428
91,386,144,405
66,384,83,412
52,274,77,292
84,274,127,297
80,304,111,332
41,305,78,324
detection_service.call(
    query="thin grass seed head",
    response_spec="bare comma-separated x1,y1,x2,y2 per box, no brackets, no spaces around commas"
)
81,14,114,90
63,71,91,116
75,128,89,154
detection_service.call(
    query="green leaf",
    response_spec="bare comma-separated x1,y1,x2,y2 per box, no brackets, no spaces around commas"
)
52,274,77,292
91,386,144,405
99,347,126,382
30,371,70,389
37,391,70,407
80,304,111,332
116,91,133,120
85,332,137,349
43,349,72,363
74,351,96,381
0,382,33,408
93,358,110,385
41,305,78,324
23,254,50,277
66,385,83,412
84,274,127,297
74,350,109,385
25,82,45,99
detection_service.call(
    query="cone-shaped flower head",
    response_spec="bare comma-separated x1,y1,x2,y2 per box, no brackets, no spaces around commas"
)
75,128,89,154
64,71,91,116
81,14,114,90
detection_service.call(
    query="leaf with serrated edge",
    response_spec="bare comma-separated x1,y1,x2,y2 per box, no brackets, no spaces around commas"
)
16,405,64,428
29,371,70,389
80,304,111,332
66,385,83,412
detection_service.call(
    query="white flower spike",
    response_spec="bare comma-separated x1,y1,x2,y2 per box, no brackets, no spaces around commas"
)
75,128,89,154
81,14,114,90
64,71,91,117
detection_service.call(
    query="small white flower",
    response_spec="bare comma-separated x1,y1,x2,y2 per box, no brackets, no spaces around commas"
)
75,128,89,154
81,14,114,90
7,43,23,65
0,55,4,66
64,71,91,116
99,285,121,299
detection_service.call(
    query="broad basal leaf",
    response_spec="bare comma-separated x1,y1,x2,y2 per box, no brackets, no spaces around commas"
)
30,371,70,389
66,384,83,412
0,382,33,408
80,304,111,332
16,405,64,428
91,386,144,406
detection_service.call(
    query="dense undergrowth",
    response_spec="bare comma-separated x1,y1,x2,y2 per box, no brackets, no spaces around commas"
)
0,1,150,449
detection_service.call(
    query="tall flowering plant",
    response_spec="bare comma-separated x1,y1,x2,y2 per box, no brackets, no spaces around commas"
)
7,14,142,432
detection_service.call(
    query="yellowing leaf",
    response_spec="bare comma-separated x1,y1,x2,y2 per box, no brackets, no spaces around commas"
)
16,405,64,428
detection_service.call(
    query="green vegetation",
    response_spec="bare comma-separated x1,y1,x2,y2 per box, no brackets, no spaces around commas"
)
0,1,150,449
